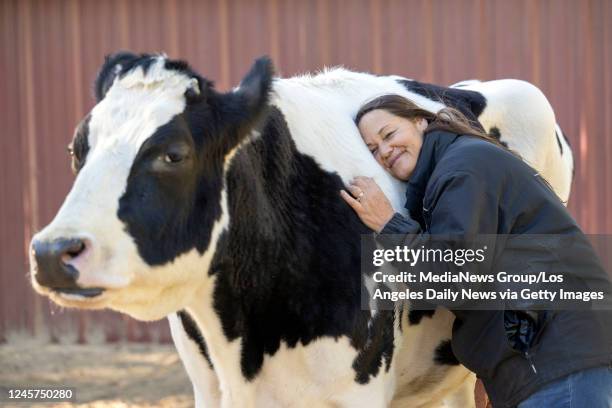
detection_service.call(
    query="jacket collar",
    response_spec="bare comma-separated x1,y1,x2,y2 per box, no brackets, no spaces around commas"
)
404,130,461,221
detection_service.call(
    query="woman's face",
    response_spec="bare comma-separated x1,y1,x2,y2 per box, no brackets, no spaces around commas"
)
358,109,427,181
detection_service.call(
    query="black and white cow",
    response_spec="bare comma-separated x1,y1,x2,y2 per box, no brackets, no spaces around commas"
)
29,53,573,408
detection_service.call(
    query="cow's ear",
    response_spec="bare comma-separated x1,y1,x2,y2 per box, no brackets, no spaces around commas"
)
216,56,274,149
94,52,140,101
234,56,274,116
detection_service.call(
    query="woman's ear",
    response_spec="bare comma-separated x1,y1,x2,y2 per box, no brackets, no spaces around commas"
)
416,117,428,132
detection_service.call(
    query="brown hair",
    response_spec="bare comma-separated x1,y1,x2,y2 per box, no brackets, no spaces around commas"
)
355,94,507,149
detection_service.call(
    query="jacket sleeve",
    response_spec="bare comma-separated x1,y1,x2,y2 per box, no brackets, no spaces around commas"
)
374,171,500,308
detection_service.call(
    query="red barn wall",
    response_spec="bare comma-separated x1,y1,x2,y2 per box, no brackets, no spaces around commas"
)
0,0,610,343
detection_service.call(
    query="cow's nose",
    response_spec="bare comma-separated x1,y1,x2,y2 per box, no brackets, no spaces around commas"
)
31,238,86,289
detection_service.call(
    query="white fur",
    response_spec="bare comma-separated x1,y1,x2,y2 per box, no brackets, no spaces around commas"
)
452,79,573,203
169,313,221,407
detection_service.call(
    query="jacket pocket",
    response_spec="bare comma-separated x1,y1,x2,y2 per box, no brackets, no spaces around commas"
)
504,309,554,375
504,310,552,353
451,311,522,379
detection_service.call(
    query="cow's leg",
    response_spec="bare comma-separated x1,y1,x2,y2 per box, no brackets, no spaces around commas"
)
441,371,477,408
168,313,221,408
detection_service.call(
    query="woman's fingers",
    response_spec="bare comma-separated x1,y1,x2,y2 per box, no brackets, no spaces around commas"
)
340,190,363,212
346,184,363,198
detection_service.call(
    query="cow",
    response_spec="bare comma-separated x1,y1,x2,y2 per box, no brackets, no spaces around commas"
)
29,52,573,408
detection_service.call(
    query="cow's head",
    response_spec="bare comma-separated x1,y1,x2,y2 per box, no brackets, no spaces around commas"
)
29,52,273,320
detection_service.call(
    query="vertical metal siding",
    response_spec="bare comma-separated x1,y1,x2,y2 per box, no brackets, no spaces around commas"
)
0,0,610,346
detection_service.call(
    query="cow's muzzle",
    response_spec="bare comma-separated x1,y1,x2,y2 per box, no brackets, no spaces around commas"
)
31,238,104,297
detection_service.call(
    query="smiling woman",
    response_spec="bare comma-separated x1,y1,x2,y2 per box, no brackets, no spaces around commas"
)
340,93,612,408
358,109,426,181
354,94,505,181
340,94,507,233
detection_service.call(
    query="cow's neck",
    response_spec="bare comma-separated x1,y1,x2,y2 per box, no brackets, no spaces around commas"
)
183,107,371,398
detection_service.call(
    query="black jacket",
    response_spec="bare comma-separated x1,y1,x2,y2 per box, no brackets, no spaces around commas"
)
378,130,612,407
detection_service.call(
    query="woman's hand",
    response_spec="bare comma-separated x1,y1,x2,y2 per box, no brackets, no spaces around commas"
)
340,176,395,233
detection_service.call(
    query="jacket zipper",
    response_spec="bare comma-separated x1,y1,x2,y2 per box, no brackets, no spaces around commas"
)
525,350,537,374
522,311,554,375
423,207,431,230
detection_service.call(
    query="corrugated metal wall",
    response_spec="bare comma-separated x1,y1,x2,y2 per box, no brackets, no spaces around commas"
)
0,0,610,344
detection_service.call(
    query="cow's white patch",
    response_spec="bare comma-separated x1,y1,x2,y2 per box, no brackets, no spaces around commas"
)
168,313,221,407
455,79,573,203
271,69,447,215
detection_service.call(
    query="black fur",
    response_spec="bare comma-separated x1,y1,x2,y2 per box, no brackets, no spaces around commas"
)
210,108,392,382
433,339,460,366
94,52,219,103
70,114,91,174
94,52,152,101
557,128,575,180
408,309,436,325
117,57,275,266
352,309,395,383
177,310,214,369
398,79,487,131
555,130,563,155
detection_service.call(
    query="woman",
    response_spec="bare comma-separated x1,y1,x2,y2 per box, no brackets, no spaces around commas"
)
340,95,612,408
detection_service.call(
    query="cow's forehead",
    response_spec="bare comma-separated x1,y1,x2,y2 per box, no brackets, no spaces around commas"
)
87,58,195,155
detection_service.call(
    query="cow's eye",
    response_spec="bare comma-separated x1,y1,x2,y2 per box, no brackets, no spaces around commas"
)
164,152,185,164
160,143,191,166
67,145,75,157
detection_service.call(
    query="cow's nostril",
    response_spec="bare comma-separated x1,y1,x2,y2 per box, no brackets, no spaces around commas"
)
60,240,87,264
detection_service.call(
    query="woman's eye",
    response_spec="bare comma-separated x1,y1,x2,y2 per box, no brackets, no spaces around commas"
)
370,148,378,155
384,130,395,139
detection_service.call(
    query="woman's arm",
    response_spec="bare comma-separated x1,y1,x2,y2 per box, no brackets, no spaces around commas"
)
343,171,501,308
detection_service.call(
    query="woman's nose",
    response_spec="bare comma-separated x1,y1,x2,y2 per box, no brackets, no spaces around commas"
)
379,142,392,159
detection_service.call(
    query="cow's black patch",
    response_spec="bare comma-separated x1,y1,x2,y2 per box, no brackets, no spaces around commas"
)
118,57,273,266
555,130,563,155
118,113,224,265
558,128,575,180
488,126,508,148
94,52,219,103
352,310,395,383
94,52,158,101
398,79,487,131
408,309,435,325
433,339,460,365
209,107,392,383
177,310,214,369
70,114,91,174
398,306,404,331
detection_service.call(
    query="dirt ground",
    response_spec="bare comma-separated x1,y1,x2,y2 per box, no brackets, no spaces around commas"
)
0,342,194,407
